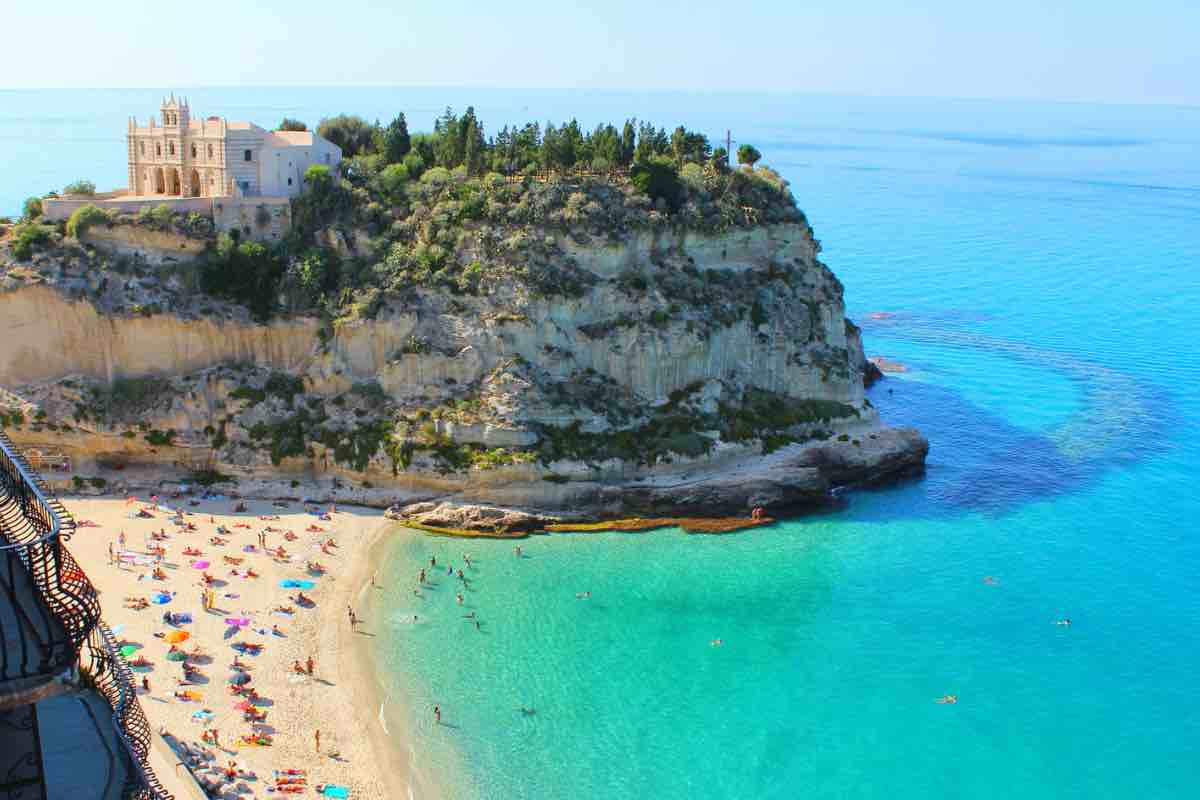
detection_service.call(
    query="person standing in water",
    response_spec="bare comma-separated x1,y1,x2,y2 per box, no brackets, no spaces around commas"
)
434,706,441,724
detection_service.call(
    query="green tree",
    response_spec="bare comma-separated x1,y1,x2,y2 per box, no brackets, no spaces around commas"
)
631,156,683,212
620,120,637,166
737,144,762,169
434,107,463,168
375,163,410,201
461,108,485,175
63,180,96,196
711,146,729,172
382,112,411,164
304,164,334,193
279,118,307,131
316,115,376,158
402,151,426,180
21,196,42,221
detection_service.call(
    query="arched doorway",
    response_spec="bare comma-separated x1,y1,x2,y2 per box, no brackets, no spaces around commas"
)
190,169,202,197
167,168,181,195
153,167,165,194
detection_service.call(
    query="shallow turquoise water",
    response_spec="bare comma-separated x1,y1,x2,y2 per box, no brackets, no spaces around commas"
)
5,89,1200,798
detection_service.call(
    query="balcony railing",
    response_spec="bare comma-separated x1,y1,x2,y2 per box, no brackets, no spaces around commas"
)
83,623,174,800
0,430,172,799
0,429,99,687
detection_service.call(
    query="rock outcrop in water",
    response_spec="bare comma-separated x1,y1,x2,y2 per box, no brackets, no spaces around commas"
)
0,166,925,522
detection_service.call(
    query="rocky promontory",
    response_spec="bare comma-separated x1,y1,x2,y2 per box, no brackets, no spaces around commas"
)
0,137,925,527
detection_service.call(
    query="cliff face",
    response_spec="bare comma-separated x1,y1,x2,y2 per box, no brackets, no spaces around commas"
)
0,213,925,517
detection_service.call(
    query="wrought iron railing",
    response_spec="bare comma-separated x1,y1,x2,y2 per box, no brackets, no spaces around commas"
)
0,430,172,799
83,623,174,800
0,429,99,684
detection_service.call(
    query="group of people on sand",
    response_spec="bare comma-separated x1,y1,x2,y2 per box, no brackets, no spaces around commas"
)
101,494,356,792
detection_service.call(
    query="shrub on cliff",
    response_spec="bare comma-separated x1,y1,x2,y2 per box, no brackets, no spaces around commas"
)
736,144,762,169
9,222,53,261
21,197,42,221
278,118,307,131
65,204,111,238
631,157,682,212
63,179,96,196
316,115,375,158
199,235,287,321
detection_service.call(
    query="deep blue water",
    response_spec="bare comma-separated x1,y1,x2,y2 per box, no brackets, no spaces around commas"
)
4,89,1199,799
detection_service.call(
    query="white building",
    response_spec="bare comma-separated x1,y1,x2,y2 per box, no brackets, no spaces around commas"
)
126,95,342,199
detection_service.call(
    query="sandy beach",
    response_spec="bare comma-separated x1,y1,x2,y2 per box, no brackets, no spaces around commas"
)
65,493,418,800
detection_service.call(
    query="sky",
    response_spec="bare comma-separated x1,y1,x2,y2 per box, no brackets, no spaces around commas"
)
1,0,1196,106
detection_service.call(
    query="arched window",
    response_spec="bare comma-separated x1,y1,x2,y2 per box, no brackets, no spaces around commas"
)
156,143,162,156
169,142,175,156
191,144,197,158
207,143,214,159
139,141,145,155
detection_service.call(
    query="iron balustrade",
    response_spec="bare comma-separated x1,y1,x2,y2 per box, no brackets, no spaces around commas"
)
0,430,172,799
83,623,173,800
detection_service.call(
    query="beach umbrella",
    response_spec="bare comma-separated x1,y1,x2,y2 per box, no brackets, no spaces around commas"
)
166,650,188,662
119,645,139,658
228,671,251,685
191,560,210,569
151,593,172,605
164,630,190,644
225,617,250,627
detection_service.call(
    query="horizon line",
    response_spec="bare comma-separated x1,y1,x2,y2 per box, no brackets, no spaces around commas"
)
0,84,1197,113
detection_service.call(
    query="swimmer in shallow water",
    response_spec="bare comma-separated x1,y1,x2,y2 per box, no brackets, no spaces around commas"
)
520,707,537,716
575,591,591,599
1056,618,1072,626
936,695,958,704
982,576,998,585
710,639,723,647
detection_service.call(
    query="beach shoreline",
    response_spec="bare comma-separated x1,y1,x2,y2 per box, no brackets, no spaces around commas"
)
63,494,430,800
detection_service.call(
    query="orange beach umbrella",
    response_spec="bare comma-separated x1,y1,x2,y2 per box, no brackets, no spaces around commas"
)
164,630,190,644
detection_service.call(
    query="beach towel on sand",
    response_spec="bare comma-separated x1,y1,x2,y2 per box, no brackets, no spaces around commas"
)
321,786,349,798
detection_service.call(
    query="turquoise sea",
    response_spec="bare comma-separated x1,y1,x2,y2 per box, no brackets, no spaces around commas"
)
4,89,1200,798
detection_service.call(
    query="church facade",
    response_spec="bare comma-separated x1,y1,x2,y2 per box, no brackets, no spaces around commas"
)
127,96,342,199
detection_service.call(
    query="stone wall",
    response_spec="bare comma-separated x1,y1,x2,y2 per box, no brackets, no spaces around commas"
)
41,196,290,242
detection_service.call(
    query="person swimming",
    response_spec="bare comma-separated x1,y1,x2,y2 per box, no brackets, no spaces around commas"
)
936,695,958,704
520,707,537,716
575,591,591,599
710,639,723,647
1056,618,1072,626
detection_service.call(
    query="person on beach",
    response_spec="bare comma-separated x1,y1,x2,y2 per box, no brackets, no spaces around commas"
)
119,531,126,548
108,541,114,564
306,655,314,675
514,545,522,557
315,729,321,752
430,556,437,568
456,593,464,605
434,706,441,724
142,676,150,692
419,569,426,584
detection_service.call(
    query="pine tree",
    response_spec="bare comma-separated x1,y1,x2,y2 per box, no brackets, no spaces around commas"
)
383,113,411,164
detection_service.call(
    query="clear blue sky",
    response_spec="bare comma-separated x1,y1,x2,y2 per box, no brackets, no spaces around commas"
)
2,0,1196,106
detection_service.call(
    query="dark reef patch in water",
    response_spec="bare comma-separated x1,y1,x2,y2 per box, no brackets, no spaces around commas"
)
850,318,1172,518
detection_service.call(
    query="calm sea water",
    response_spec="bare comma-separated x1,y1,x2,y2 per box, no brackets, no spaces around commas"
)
5,89,1200,798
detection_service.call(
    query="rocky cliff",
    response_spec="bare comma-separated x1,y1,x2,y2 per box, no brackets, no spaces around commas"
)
0,168,925,521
